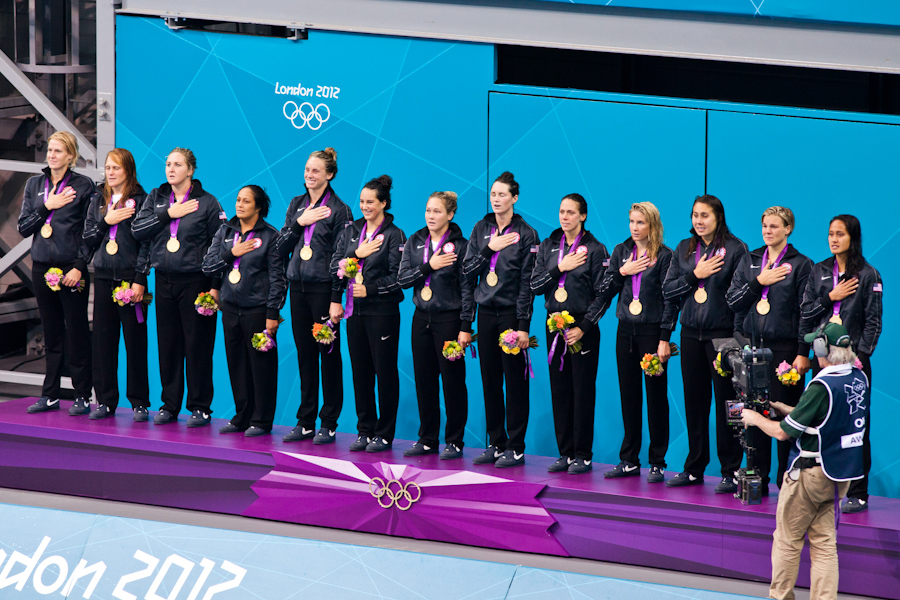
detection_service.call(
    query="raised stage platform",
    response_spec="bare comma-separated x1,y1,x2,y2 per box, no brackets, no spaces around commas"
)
0,397,896,599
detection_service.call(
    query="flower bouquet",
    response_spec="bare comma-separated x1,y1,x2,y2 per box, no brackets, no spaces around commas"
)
251,330,276,352
442,341,464,361
776,361,801,385
639,342,680,376
498,329,539,355
112,281,154,307
853,357,864,370
194,292,218,316
337,257,360,280
547,310,582,354
44,268,63,291
312,321,336,345
714,352,731,378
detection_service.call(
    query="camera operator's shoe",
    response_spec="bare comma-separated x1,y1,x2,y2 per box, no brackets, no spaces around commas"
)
666,471,704,487
841,497,868,513
714,477,737,494
403,442,438,457
439,444,463,460
548,456,573,473
473,445,503,465
69,397,90,416
495,450,525,468
349,435,370,451
604,461,640,478
27,396,60,413
647,465,665,483
568,458,592,475
313,428,336,445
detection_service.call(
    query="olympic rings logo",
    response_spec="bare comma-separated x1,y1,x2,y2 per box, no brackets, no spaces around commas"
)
369,477,422,510
283,101,331,130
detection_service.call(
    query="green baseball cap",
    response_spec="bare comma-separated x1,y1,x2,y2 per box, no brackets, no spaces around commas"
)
803,322,851,347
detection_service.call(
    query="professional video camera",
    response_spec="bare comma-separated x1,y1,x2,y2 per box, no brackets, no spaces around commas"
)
713,333,773,505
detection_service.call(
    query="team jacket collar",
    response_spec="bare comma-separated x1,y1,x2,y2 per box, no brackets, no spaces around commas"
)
482,212,525,229
750,243,799,261
42,165,74,185
353,211,394,231
222,216,271,234
549,227,595,246
412,221,463,244
156,179,208,201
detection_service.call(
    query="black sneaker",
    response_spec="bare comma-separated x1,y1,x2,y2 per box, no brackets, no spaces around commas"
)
473,445,503,465
219,423,244,434
666,471,704,487
186,409,211,428
27,396,60,413
89,404,113,420
604,461,640,478
841,497,868,513
366,436,392,453
548,456,573,473
133,407,149,422
714,477,737,494
349,435,370,451
313,428,336,445
244,426,268,437
647,465,665,483
568,458,592,475
69,397,90,416
403,442,438,457
439,444,463,460
283,426,315,442
153,409,177,424
495,450,525,468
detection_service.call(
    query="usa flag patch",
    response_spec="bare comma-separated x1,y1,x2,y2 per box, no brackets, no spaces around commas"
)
873,283,882,292
219,211,227,220
530,245,539,253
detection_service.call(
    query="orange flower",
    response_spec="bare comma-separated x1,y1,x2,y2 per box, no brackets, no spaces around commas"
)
312,323,323,335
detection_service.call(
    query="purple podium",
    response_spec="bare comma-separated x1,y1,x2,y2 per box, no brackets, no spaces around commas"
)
1,397,897,599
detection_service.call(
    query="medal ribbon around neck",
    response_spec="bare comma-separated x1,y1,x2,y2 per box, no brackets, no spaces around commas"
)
167,186,192,251
106,195,126,254
346,219,387,318
229,231,256,283
300,190,331,260
422,228,451,301
758,244,789,313
831,259,843,323
487,223,512,285
630,245,648,314
40,172,72,237
693,240,719,303
555,230,584,302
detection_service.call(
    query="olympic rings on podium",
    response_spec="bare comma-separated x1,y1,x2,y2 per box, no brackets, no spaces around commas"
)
369,477,422,510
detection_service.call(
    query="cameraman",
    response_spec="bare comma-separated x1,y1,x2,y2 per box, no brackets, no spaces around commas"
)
741,322,868,600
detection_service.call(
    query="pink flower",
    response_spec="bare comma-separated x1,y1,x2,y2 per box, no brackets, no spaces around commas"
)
46,274,59,286
775,361,792,376
502,331,518,345
853,358,863,370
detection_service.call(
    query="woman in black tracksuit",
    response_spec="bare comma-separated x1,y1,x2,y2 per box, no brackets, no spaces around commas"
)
726,206,812,493
333,175,406,453
531,193,609,475
599,202,678,483
663,194,747,492
801,214,881,513
18,131,94,415
275,148,353,444
398,191,474,460
203,185,286,436
463,171,539,469
132,147,225,427
83,148,151,421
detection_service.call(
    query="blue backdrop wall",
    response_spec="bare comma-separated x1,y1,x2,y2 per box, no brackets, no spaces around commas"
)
116,16,897,498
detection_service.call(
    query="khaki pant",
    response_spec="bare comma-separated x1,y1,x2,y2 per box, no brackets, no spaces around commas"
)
770,467,850,600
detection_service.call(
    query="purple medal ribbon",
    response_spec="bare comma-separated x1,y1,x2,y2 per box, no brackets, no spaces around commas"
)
42,172,73,229
346,219,386,318
168,187,192,243
548,331,565,372
831,260,843,321
694,241,714,292
423,229,452,288
760,244,790,302
631,246,647,301
488,224,512,279
135,303,144,324
108,197,121,247
232,231,256,273
548,231,585,371
525,348,535,379
302,190,331,248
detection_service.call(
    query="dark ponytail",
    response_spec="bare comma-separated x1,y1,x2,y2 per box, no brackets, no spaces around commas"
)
364,175,393,210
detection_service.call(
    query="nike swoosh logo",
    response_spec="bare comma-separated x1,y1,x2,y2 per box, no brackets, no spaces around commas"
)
514,453,524,460
47,399,59,406
551,249,559,253
417,244,425,249
624,464,638,472
580,350,591,355
320,316,329,321
381,335,391,341
484,235,491,239
750,265,760,269
822,276,831,280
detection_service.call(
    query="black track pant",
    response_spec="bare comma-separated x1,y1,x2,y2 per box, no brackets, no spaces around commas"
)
32,264,91,398
155,274,216,415
548,320,600,460
290,288,343,430
615,326,669,467
812,353,872,501
680,335,743,478
92,278,149,410
411,312,468,448
347,312,400,441
477,308,530,453
222,309,277,430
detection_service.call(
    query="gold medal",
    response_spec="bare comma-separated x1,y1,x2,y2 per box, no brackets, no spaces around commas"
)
228,269,241,284
694,288,708,304
166,237,180,253
40,223,53,238
106,240,119,255
355,272,364,285
756,299,771,315
421,286,433,301
629,299,643,315
486,272,499,287
299,245,313,261
554,287,568,302
829,315,842,325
